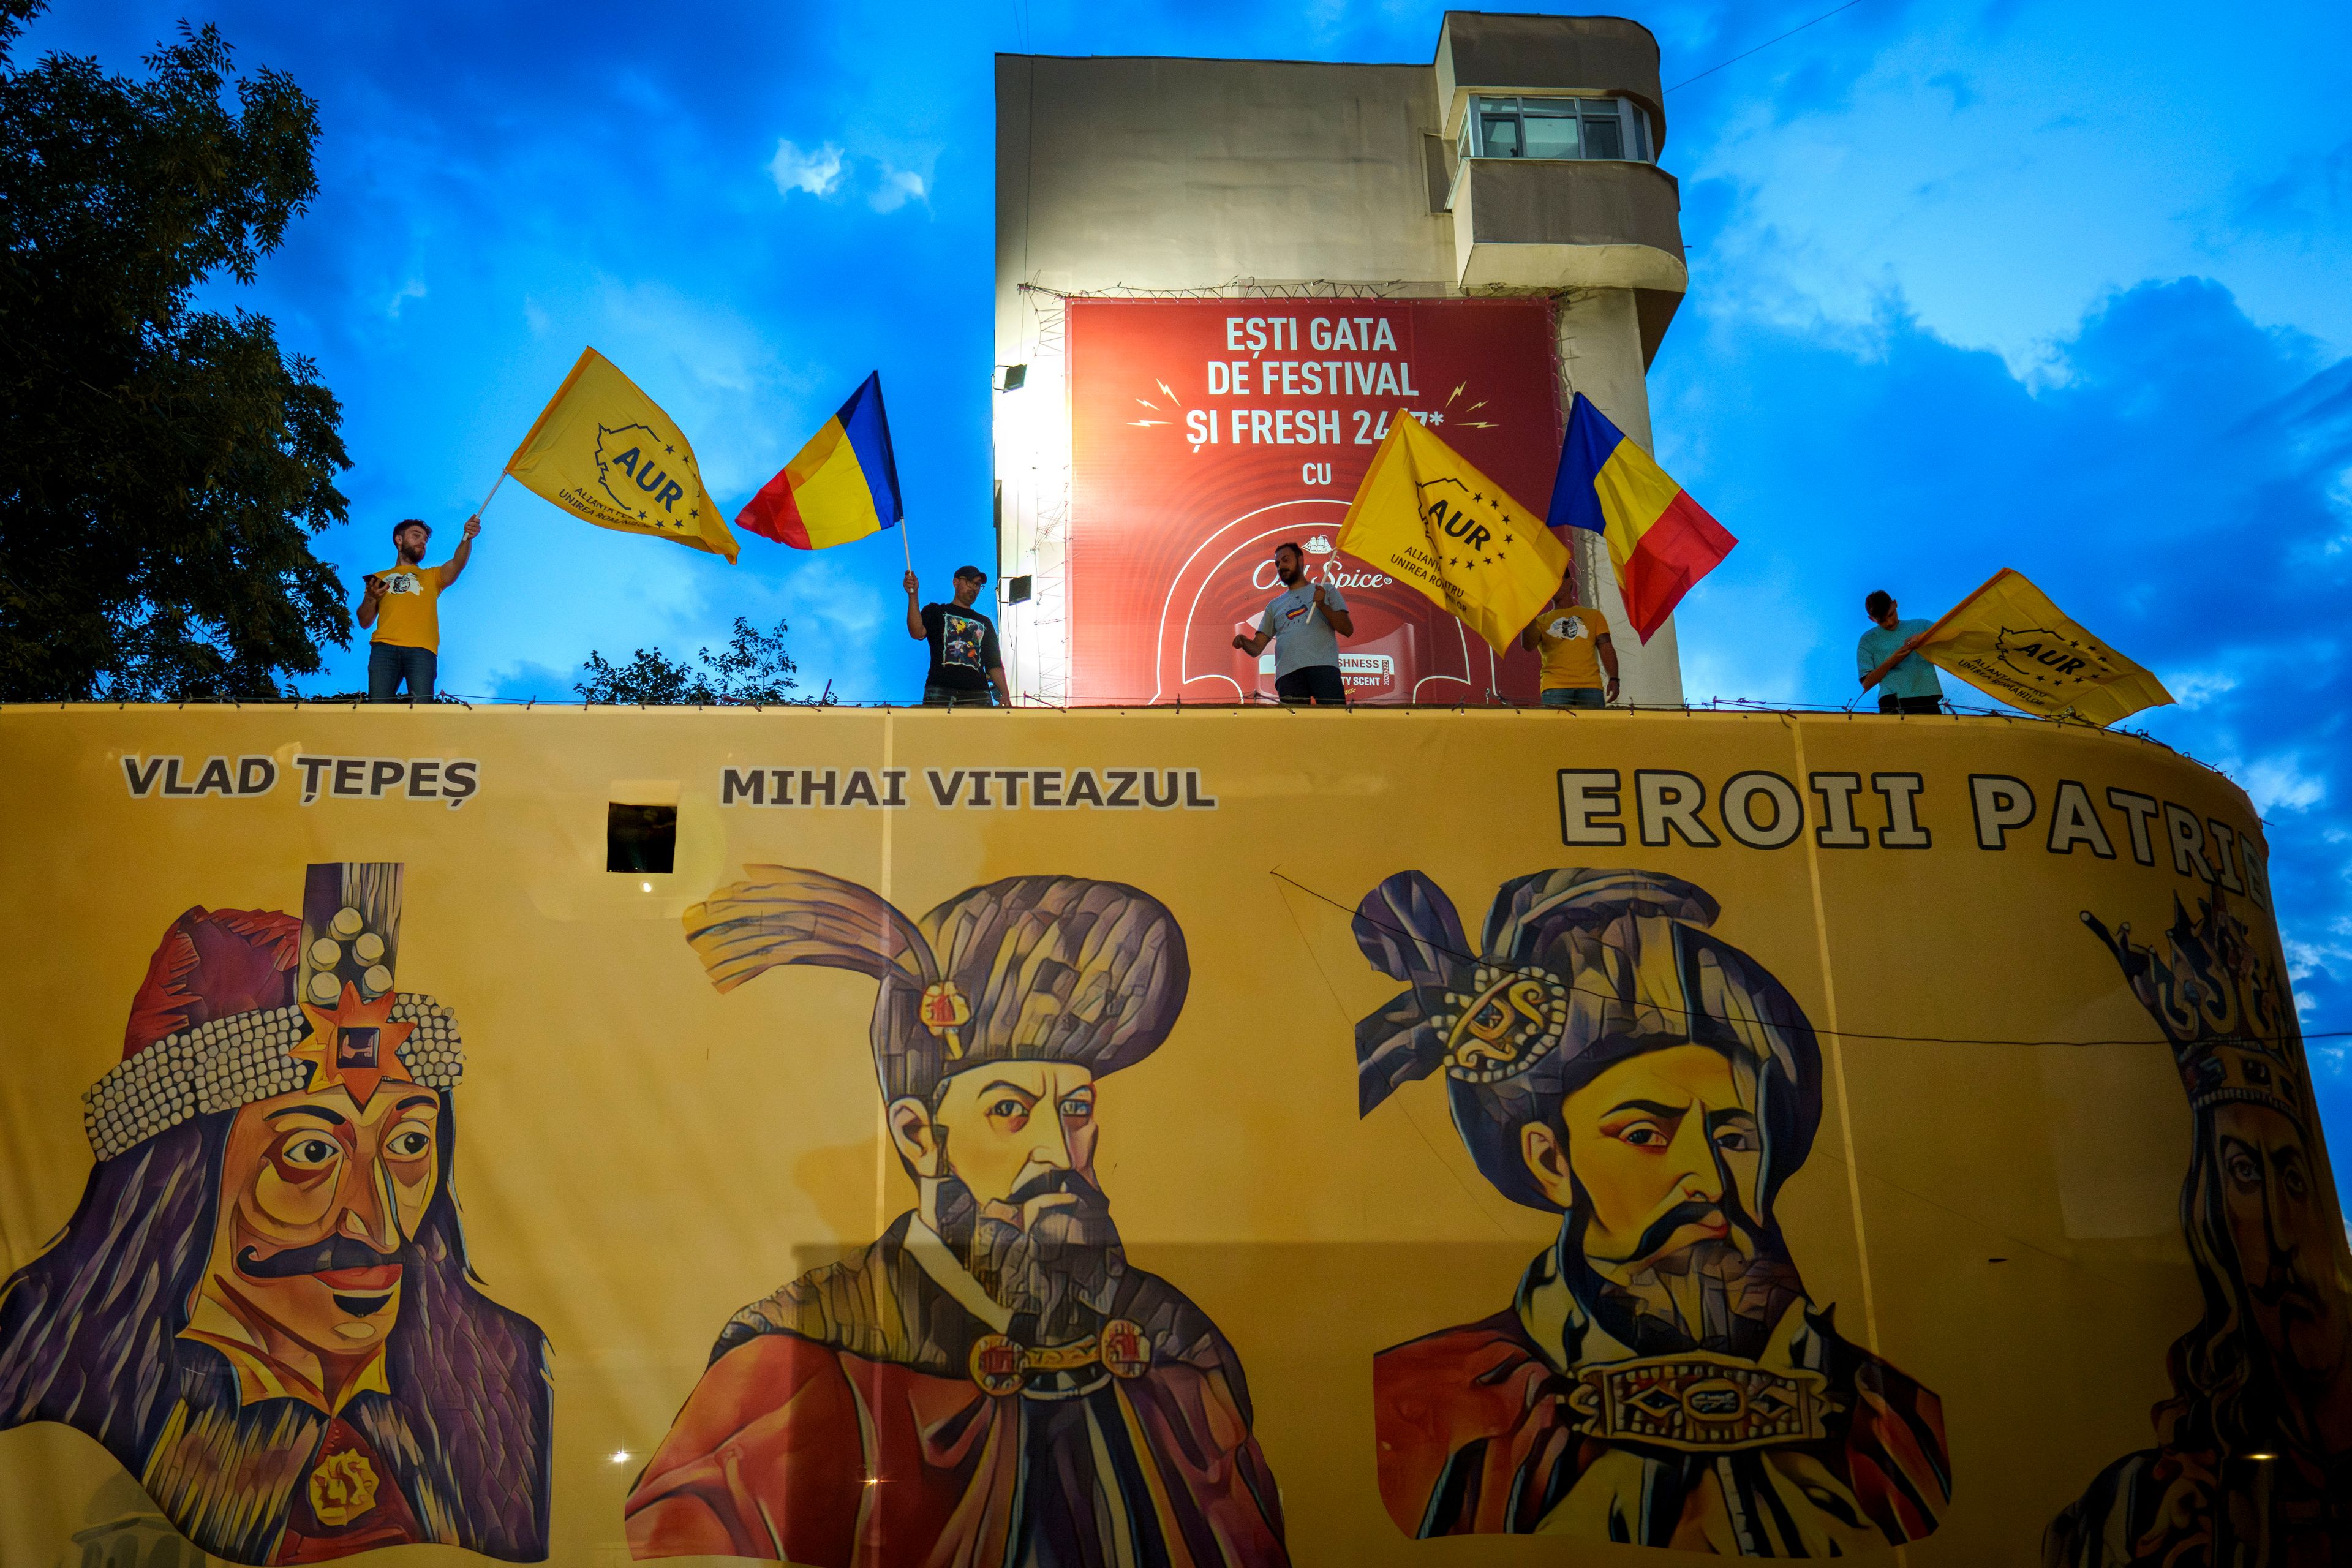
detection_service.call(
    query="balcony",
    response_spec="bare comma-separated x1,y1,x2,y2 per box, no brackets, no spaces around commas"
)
1450,156,1686,292
1436,13,1667,152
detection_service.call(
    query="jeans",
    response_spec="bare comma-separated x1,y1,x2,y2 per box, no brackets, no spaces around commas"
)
1274,665,1347,704
924,682,995,707
1879,693,1943,714
369,643,437,703
1542,687,1606,709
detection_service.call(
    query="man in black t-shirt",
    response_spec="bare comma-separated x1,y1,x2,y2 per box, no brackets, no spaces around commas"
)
905,566,1011,706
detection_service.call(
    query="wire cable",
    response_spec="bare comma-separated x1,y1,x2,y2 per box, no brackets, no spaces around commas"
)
1667,0,1874,93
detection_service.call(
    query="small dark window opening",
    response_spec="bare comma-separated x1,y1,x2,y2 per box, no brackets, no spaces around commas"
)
608,802,677,873
1007,574,1033,604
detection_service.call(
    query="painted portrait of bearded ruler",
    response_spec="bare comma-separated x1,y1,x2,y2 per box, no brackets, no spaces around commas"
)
1351,866,1951,1554
2046,891,2352,1564
625,865,1290,1567
0,862,552,1564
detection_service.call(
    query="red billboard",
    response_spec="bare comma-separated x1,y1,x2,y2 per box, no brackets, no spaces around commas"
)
1066,298,1563,704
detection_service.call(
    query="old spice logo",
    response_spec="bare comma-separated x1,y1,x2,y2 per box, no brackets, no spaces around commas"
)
1251,556,1396,592
1304,535,1335,554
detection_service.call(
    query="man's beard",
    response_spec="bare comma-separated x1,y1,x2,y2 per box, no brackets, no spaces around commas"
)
1567,1198,1804,1362
2247,1243,2346,1374
933,1168,1125,1343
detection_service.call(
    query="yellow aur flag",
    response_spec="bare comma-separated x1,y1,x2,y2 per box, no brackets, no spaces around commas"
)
1336,411,1568,653
1915,567,2173,725
503,348,739,560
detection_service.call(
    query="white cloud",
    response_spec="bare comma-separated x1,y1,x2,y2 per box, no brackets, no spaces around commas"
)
2163,669,2239,710
1687,0,2352,369
769,138,845,198
869,167,928,214
758,556,895,702
2243,754,2328,815
1675,565,1819,707
387,277,427,318
578,276,818,494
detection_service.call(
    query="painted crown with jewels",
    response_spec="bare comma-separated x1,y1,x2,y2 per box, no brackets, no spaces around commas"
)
2082,889,2305,1129
84,864,462,1161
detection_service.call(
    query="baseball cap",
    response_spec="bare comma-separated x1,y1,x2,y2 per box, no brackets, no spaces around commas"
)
953,565,988,584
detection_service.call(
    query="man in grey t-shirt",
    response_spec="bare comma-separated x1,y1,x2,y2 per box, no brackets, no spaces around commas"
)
1232,540,1355,704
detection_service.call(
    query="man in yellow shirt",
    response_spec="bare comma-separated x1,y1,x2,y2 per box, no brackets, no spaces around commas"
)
1520,575,1619,708
358,516,479,702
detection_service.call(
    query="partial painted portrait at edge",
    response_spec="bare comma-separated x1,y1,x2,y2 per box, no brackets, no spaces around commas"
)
2046,891,2352,1564
625,866,1289,1566
1350,867,1951,1555
0,862,553,1564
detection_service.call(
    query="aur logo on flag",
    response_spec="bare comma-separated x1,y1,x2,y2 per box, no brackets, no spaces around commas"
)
1415,477,1522,568
1995,627,2114,689
596,424,694,529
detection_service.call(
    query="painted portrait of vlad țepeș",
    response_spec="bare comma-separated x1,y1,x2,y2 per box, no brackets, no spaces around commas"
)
625,867,1289,1567
1351,867,1951,1555
0,862,551,1564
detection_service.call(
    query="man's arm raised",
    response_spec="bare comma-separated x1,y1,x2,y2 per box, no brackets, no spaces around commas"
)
439,516,481,589
903,572,928,641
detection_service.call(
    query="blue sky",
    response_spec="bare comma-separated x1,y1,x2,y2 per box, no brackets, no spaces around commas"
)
21,1,2352,1160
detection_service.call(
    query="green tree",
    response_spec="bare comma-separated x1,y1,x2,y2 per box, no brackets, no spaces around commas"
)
0,1,350,701
575,617,823,706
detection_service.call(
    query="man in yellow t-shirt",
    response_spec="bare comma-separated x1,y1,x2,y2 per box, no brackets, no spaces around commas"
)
1520,576,1619,709
358,515,479,702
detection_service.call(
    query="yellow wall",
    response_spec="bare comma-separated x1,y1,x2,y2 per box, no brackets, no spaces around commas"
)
0,706,2336,1564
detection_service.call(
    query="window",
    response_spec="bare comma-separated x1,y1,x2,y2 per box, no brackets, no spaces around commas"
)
1460,96,1653,163
607,802,677,873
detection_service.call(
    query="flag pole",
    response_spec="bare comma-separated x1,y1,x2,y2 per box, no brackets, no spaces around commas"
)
899,518,913,571
473,470,508,521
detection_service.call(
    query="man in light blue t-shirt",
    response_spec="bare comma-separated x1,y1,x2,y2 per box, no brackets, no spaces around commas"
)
1232,541,1354,703
1856,589,1945,714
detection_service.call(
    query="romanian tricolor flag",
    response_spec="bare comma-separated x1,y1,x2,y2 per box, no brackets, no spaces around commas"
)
736,372,904,549
1547,393,1736,641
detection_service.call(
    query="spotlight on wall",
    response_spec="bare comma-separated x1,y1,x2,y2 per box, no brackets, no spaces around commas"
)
996,364,1028,392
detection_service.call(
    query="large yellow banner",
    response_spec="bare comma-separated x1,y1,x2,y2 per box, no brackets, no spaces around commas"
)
0,706,2342,1565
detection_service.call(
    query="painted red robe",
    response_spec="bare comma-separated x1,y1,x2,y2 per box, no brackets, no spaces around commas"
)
1375,1291,1950,1554
626,1216,1287,1567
